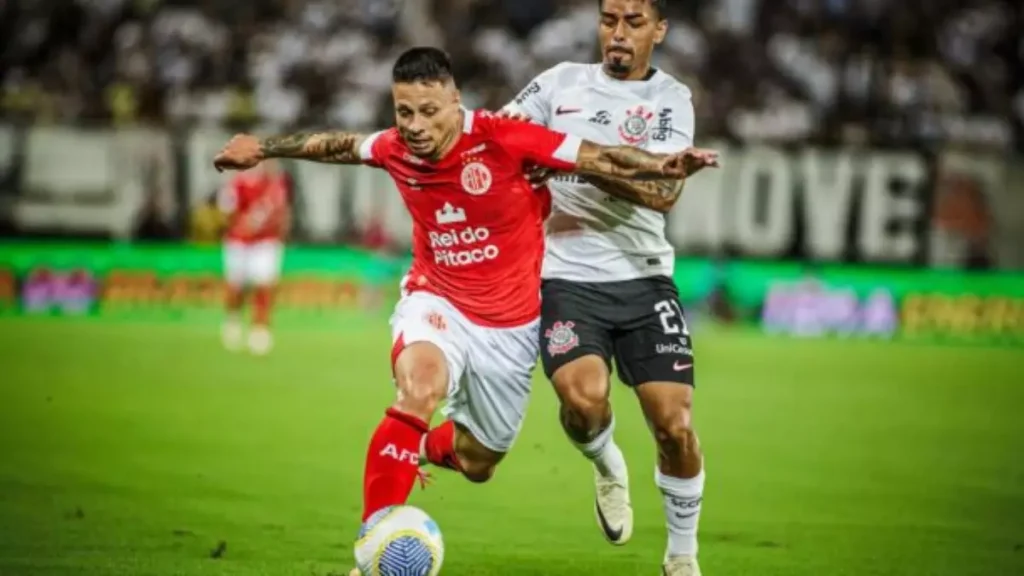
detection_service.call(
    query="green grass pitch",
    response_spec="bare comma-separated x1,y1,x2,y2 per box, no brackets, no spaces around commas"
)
0,317,1022,575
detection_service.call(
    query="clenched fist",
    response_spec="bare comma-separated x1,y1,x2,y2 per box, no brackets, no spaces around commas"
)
662,147,719,178
213,134,264,172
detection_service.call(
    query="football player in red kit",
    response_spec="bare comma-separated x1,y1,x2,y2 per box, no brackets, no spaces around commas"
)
213,46,716,564
218,159,290,355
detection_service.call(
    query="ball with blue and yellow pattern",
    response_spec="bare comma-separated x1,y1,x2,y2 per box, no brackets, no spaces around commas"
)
354,505,444,576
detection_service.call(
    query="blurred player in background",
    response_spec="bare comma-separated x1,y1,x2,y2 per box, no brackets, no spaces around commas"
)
504,1,711,574
212,46,714,572
218,159,291,355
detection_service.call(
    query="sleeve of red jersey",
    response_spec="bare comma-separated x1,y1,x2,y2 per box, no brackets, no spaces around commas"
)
357,129,399,169
492,116,582,172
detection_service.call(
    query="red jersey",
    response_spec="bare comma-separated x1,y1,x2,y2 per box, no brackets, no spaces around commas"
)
220,170,289,243
359,110,582,327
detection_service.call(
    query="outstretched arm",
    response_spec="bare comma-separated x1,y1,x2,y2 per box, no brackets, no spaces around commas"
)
575,142,679,181
577,85,702,212
496,109,685,211
575,142,717,185
583,174,686,214
258,131,368,164
492,116,717,203
578,144,718,212
214,131,373,171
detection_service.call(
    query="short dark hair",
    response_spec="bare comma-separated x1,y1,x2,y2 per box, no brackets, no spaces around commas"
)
597,0,666,18
392,47,454,84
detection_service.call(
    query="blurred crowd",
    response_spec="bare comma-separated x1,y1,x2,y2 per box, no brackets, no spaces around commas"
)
1,0,1021,149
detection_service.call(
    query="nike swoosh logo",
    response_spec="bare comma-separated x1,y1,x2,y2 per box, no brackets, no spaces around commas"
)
673,362,692,371
595,498,623,542
460,144,487,156
556,106,582,115
675,511,699,519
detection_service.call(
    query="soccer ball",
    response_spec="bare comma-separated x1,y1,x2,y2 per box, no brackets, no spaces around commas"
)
354,505,444,576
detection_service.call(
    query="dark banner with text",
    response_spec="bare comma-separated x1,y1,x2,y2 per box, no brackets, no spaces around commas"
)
3,124,1021,270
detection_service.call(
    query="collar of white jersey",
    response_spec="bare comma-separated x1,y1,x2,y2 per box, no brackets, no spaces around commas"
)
596,65,661,87
461,107,474,133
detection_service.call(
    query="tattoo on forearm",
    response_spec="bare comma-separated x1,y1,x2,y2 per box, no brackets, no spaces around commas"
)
584,175,685,213
259,132,364,164
577,143,670,180
574,142,685,211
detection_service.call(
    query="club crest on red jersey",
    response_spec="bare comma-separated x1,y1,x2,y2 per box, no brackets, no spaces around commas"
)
618,106,654,145
545,321,579,356
424,311,447,331
461,161,493,195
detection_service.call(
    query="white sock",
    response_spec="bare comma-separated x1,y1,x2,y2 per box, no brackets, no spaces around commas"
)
222,314,243,348
570,417,628,480
656,466,705,559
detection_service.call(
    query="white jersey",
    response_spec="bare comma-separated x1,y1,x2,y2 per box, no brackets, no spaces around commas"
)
506,62,695,282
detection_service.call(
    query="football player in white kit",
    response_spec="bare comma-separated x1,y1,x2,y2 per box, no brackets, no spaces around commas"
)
504,1,717,574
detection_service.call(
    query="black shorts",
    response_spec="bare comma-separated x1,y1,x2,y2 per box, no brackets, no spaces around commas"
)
539,276,695,387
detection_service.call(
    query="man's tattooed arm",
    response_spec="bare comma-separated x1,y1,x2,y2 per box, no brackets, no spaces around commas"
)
582,175,685,213
570,141,696,212
575,141,678,181
258,131,369,164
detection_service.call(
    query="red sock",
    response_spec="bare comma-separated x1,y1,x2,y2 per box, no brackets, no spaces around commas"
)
424,420,463,472
252,285,273,327
362,407,429,521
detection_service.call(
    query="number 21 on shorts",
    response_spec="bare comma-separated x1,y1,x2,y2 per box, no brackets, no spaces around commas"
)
655,299,690,336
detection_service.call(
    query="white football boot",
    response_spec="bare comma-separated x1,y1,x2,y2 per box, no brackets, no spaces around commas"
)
663,555,701,576
247,326,273,356
594,466,633,545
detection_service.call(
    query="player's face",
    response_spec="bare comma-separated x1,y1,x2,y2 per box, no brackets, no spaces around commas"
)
598,0,667,79
392,80,462,159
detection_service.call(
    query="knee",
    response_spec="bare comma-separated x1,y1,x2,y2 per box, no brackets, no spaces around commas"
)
554,366,610,428
650,405,698,455
393,347,448,417
452,425,502,483
395,370,446,415
460,459,497,484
